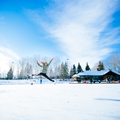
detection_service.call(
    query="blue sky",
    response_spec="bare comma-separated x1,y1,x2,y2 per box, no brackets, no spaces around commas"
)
0,0,120,72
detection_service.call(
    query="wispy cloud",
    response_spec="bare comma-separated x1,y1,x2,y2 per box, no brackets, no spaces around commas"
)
26,0,120,68
0,47,20,72
0,47,20,60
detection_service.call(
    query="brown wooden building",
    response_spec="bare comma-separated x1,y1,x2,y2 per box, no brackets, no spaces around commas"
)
72,69,120,81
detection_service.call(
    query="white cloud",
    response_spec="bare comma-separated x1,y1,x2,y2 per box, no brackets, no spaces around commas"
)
0,47,20,73
0,47,20,60
26,0,120,69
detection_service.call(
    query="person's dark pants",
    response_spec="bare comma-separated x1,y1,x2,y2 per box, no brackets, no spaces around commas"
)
37,73,54,82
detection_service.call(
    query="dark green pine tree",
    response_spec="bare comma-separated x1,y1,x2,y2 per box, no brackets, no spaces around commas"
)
64,62,69,78
7,67,13,79
98,61,105,70
60,62,69,79
70,68,73,78
73,64,76,75
60,62,64,79
85,62,91,71
77,63,83,73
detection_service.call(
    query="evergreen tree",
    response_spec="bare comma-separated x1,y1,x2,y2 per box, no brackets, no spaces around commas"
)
60,62,64,79
54,65,61,79
85,62,91,71
7,67,13,79
60,62,69,79
77,63,83,73
64,62,69,78
70,68,74,78
73,64,76,75
98,61,105,70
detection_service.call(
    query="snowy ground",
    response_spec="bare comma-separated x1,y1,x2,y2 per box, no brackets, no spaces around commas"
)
0,80,120,120
0,79,72,85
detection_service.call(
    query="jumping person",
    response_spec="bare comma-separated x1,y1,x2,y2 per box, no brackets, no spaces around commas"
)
33,58,54,82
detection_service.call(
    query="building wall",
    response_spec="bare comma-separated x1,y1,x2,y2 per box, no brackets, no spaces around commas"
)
104,71,120,80
103,75,113,80
74,75,120,81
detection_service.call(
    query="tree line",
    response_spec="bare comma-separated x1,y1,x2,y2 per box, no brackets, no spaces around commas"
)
3,52,120,79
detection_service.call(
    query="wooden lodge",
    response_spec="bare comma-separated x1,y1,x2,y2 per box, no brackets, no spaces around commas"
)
72,69,120,81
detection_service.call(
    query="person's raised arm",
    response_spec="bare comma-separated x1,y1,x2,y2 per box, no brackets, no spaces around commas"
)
47,58,54,66
36,61,42,67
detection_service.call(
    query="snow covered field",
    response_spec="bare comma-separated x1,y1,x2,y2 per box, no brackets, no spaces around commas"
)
0,79,72,85
0,81,120,120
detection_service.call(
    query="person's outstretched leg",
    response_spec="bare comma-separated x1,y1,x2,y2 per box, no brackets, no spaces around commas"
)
32,73,41,76
32,74,37,76
44,74,54,82
36,73,54,82
40,73,54,82
37,73,42,76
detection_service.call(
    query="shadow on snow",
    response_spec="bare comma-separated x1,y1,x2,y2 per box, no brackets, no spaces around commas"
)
95,98,120,102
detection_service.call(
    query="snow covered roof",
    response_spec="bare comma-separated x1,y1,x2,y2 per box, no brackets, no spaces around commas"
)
72,69,120,78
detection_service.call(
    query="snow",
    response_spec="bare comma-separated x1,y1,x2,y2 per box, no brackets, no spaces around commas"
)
0,79,73,85
0,81,120,120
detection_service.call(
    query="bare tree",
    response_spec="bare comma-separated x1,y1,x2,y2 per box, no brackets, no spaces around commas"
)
104,52,120,72
12,54,62,79
92,62,98,70
25,62,33,78
19,58,26,79
16,61,21,79
32,54,42,74
47,66,54,78
52,57,61,79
